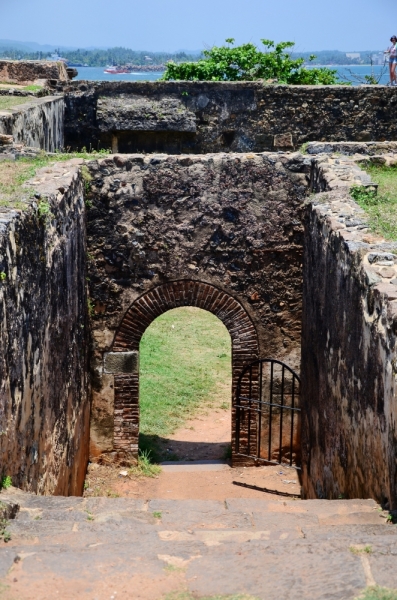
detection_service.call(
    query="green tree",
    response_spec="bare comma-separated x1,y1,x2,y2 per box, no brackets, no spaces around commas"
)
162,38,342,84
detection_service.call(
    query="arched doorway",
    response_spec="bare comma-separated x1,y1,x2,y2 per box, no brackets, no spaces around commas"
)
139,306,232,462
105,280,259,463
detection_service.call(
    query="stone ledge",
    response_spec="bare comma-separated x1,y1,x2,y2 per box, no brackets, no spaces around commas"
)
104,352,139,374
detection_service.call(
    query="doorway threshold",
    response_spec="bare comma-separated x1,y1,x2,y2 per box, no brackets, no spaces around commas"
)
160,460,231,472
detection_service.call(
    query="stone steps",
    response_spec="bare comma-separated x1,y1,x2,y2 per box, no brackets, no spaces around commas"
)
0,488,396,599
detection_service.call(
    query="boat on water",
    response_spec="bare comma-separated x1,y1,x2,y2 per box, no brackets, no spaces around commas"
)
104,66,131,74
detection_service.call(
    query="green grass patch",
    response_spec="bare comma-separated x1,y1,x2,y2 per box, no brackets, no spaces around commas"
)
22,85,43,92
350,545,372,555
356,587,397,600
139,307,231,459
351,164,397,241
129,450,162,478
0,151,110,210
0,96,32,111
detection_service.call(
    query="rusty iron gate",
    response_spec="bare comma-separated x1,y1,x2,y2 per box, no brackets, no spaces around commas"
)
235,358,301,469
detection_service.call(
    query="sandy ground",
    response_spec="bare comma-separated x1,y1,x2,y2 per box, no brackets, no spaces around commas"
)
85,406,301,501
161,390,232,461
110,464,301,500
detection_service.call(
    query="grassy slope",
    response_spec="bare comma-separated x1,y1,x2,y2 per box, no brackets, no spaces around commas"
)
139,307,231,441
0,152,110,209
0,96,32,111
354,165,397,240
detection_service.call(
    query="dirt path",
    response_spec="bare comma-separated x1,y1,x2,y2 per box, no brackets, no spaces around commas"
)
160,386,231,461
85,399,301,501
110,463,301,500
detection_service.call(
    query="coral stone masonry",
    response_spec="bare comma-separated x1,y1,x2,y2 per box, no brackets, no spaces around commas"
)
56,81,397,154
85,151,307,463
1,76,397,507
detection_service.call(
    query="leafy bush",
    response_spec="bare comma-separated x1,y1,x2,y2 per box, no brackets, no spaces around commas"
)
0,476,12,490
162,38,341,84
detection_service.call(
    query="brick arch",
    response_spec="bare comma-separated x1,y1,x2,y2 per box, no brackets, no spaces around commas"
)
110,280,259,460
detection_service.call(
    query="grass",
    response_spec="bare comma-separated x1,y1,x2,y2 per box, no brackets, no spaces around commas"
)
351,164,397,241
139,307,231,459
0,151,109,210
356,587,397,600
0,81,42,91
350,545,372,555
129,450,162,478
0,96,32,111
22,85,43,92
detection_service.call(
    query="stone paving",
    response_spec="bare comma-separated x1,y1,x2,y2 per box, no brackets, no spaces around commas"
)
0,488,396,599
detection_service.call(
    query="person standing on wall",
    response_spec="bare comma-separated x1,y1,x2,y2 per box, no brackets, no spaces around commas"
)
385,36,397,85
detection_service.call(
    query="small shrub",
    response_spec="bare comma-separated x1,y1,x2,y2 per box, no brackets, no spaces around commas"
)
0,476,12,490
0,272,6,282
163,38,342,84
37,200,52,222
153,511,162,519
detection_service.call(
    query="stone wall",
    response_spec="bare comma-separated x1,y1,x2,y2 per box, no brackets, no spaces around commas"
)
0,97,64,152
55,81,397,153
0,60,69,85
302,159,397,509
0,160,89,495
85,151,308,462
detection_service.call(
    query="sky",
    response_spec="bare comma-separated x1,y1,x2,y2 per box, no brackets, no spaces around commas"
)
1,0,395,52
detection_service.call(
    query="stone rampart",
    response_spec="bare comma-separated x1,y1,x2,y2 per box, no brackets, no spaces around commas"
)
56,81,397,153
0,97,64,152
0,60,69,85
0,160,89,495
85,151,309,462
302,158,397,509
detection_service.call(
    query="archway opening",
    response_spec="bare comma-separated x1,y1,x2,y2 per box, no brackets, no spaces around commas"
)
138,307,232,463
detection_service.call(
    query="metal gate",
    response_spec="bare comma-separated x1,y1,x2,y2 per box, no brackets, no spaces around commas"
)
235,358,301,469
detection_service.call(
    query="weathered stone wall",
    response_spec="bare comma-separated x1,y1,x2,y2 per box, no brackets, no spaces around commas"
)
0,160,90,495
55,81,397,153
302,163,397,509
0,60,69,85
85,151,309,462
0,97,64,152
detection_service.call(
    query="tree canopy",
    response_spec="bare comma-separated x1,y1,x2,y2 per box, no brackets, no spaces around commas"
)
162,39,342,84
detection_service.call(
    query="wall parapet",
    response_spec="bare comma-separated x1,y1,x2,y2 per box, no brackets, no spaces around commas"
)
302,175,397,508
55,81,397,154
0,96,64,152
0,60,69,85
0,159,89,495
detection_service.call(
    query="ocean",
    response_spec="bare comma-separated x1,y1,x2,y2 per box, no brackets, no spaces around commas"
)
74,64,391,85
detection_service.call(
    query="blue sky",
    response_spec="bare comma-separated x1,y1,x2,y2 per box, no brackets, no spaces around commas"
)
2,0,395,51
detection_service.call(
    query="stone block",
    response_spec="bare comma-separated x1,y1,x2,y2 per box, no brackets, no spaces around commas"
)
104,352,139,374
274,133,294,149
0,135,13,145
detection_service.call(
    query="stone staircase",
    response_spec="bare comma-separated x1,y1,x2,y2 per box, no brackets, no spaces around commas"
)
0,488,396,599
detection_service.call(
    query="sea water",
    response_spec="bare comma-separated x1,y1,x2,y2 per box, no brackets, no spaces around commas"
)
74,65,391,85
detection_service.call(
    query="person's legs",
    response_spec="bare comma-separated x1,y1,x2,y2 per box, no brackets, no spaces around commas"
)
392,60,397,83
389,61,394,84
